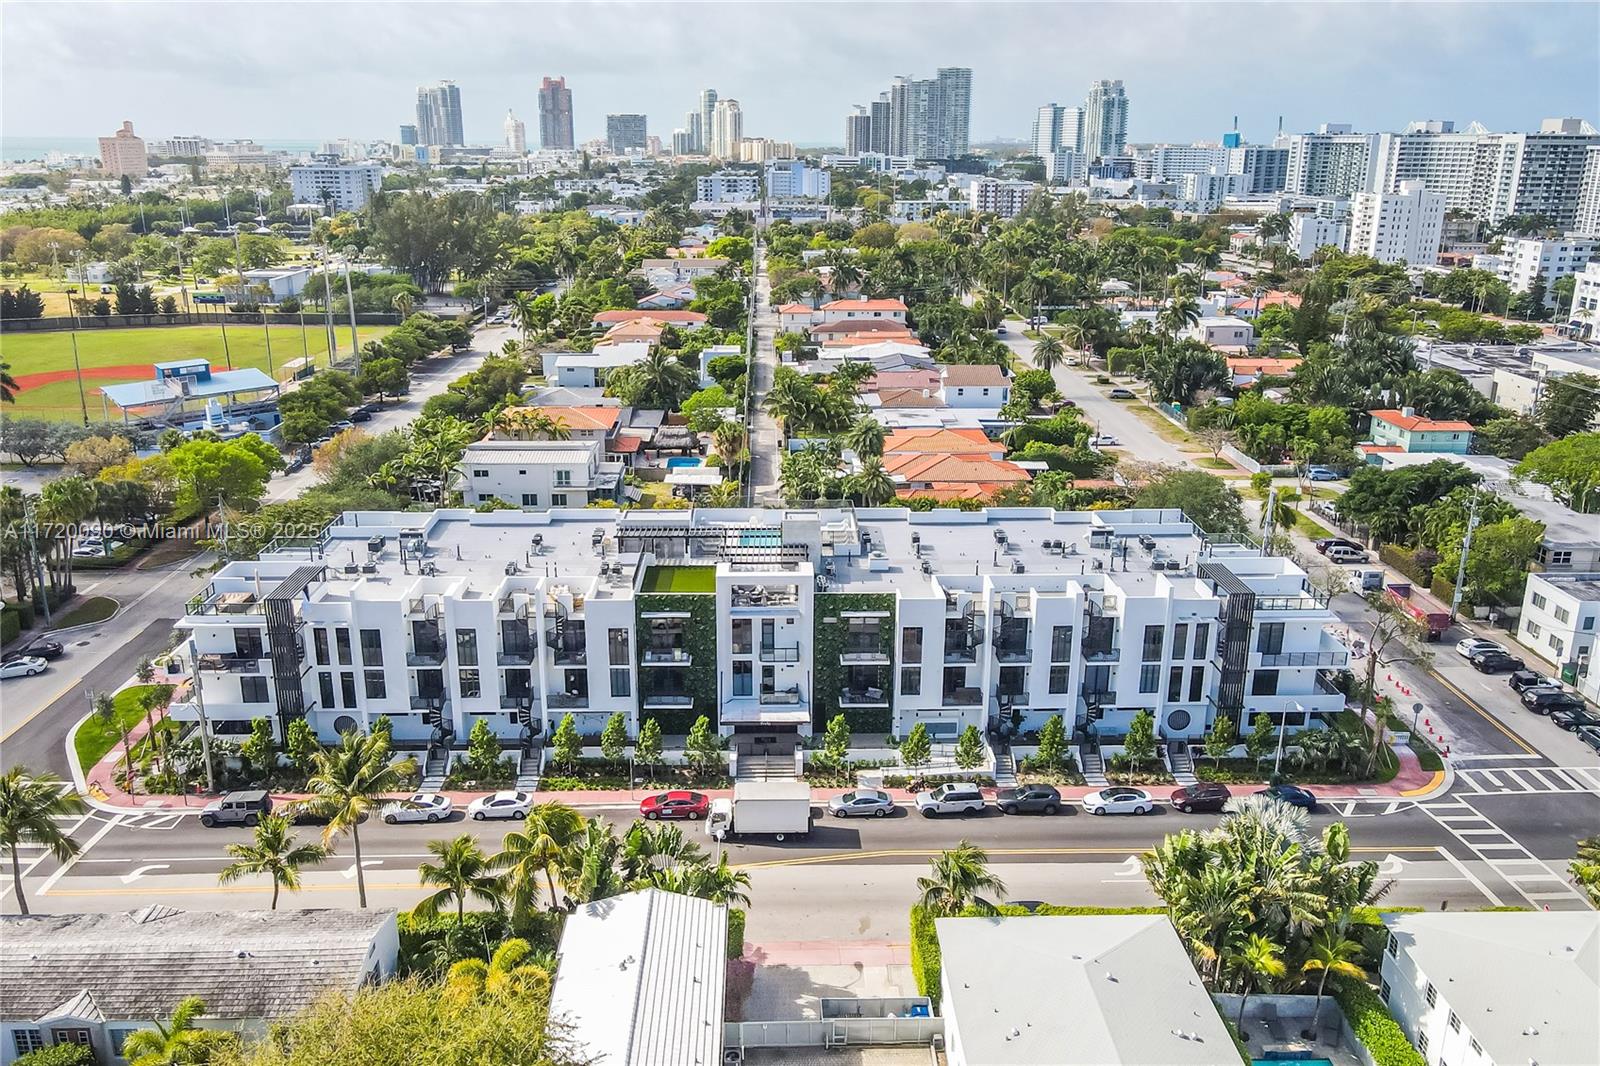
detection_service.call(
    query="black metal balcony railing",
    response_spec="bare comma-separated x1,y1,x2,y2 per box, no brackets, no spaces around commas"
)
407,642,447,667
943,641,977,663
547,692,589,709
409,695,447,711
643,647,692,664
941,688,983,707
993,642,1031,663
758,690,803,705
497,644,536,666
198,654,267,674
499,693,538,710
1259,650,1349,667
547,637,587,665
840,688,889,707
1081,643,1119,662
1255,595,1327,612
761,644,802,663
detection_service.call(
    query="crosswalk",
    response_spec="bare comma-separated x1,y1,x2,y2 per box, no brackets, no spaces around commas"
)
1419,798,1586,907
1453,765,1600,796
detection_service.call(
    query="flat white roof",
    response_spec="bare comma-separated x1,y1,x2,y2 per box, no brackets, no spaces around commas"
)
937,914,1235,1065
549,888,727,1066
1383,912,1599,1066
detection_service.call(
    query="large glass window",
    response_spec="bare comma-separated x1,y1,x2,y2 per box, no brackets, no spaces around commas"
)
732,660,753,696
318,671,335,709
900,666,921,696
1172,624,1188,662
1142,625,1164,662
1189,666,1205,702
901,626,923,661
241,676,269,703
1050,625,1073,662
359,629,383,666
1139,663,1160,693
731,618,753,655
1193,623,1211,659
1256,622,1285,655
335,628,353,665
1168,666,1184,701
313,628,330,665
1251,670,1279,696
459,669,480,699
364,670,386,699
608,628,630,665
340,672,357,708
1049,665,1070,694
455,628,478,666
234,628,264,660
610,668,630,698
1083,664,1112,700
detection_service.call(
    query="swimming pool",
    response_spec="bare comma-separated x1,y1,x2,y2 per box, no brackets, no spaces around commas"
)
1252,1058,1334,1066
665,457,703,470
739,529,782,547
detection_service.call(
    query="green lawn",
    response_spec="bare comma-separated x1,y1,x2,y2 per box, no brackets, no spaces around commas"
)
1292,513,1337,541
74,683,172,777
3,323,393,421
640,565,717,593
1194,456,1235,470
55,596,118,627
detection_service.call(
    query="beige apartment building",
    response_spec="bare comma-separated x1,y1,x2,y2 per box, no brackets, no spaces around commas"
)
98,120,148,178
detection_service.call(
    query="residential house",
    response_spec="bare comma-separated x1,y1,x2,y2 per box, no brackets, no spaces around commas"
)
597,318,665,348
1515,572,1600,702
807,319,918,344
1378,912,1598,1066
591,309,708,330
548,889,727,1066
819,297,908,325
939,364,1012,407
458,439,624,510
541,344,652,388
1364,408,1473,457
1226,356,1302,387
0,906,398,1066
635,257,728,287
494,405,622,446
937,914,1236,1066
637,284,696,310
1183,316,1256,350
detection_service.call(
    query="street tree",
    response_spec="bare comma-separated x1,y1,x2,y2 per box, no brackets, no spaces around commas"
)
1355,593,1433,773
1122,709,1157,770
953,725,984,770
822,713,852,767
217,814,330,909
684,715,722,774
635,718,663,776
551,714,583,771
1202,714,1234,768
300,730,417,908
416,835,503,925
916,841,1007,917
898,723,933,784
0,768,84,915
599,712,628,764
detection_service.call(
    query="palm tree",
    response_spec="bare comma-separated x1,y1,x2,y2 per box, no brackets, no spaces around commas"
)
559,818,626,904
1299,925,1367,1027
120,996,210,1066
495,801,584,917
849,458,896,507
621,347,696,409
655,852,753,907
416,834,504,923
842,417,887,459
1157,295,1202,339
916,841,1006,917
216,813,330,909
391,291,415,320
0,768,84,914
620,821,706,882
1031,333,1066,374
509,291,541,346
39,475,94,595
300,730,416,908
446,937,552,1000
0,360,17,404
1229,933,1287,1025
702,481,742,506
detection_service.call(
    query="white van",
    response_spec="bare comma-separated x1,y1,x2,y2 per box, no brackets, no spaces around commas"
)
1327,545,1370,564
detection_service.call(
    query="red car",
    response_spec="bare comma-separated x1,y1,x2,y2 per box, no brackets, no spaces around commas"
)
639,790,710,821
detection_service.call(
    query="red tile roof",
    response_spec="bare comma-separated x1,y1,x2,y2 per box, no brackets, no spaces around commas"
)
940,364,1010,388
592,309,708,326
776,303,816,314
1369,409,1475,433
820,298,908,312
883,428,998,455
885,452,1031,485
610,433,647,454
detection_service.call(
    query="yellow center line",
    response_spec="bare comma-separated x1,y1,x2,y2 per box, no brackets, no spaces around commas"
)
1431,671,1538,757
735,844,1436,870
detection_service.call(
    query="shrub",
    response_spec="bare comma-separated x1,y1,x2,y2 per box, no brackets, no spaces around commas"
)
1336,979,1426,1066
16,1045,97,1066
727,907,746,959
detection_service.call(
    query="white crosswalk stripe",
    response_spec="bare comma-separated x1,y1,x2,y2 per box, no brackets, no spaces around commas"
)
1455,766,1600,795
1418,797,1586,908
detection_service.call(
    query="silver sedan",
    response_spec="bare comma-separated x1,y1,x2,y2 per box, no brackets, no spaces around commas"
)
828,789,895,818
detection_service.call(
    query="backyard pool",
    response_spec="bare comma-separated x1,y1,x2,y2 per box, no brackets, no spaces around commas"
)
665,457,703,469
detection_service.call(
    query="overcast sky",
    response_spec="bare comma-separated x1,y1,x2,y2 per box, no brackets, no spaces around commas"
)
5,2,1597,147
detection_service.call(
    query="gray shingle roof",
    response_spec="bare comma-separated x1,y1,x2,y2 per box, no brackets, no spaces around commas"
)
0,907,396,1023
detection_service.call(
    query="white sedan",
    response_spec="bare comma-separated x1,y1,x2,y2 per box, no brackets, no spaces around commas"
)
1082,786,1156,815
381,792,453,824
0,656,47,680
1455,637,1504,659
1092,434,1121,447
466,790,531,821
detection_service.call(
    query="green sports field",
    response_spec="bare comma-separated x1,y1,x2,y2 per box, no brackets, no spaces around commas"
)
1,323,393,420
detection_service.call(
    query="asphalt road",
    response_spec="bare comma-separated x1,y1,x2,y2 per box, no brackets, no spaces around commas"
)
747,240,782,500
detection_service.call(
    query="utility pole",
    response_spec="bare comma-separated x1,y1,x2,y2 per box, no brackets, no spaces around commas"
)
342,255,360,354
69,332,88,426
1260,485,1278,556
22,499,51,625
185,638,217,794
1448,495,1481,622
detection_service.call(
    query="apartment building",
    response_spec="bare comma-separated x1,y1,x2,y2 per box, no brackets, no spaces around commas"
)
968,178,1038,219
1516,572,1600,701
1569,259,1600,336
1349,180,1446,265
98,121,148,178
458,439,625,509
1577,144,1600,238
1288,209,1349,259
1493,235,1598,307
694,171,760,203
289,161,384,212
1366,408,1474,454
764,160,830,199
605,114,648,154
1284,127,1381,198
172,507,1346,760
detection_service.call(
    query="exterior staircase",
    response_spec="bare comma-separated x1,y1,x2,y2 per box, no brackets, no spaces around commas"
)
1168,741,1199,786
736,753,795,782
1078,741,1108,787
991,741,1018,787
515,748,542,791
420,744,450,792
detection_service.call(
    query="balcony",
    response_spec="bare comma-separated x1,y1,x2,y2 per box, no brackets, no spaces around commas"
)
759,689,804,705
943,641,978,664
941,687,983,707
840,687,889,708
642,694,693,709
499,693,539,710
547,692,590,709
838,642,889,665
761,644,802,663
407,642,447,667
186,587,263,617
197,654,267,674
732,587,800,609
497,645,536,666
993,642,1031,664
409,695,448,712
1258,650,1349,668
643,648,693,666
1254,595,1329,613
547,639,587,666
1081,644,1120,662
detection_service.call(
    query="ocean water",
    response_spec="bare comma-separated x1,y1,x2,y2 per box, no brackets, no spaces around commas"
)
2,136,325,162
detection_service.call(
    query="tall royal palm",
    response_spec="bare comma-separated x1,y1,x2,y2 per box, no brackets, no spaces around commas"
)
216,813,330,909
496,801,584,918
0,768,84,915
916,840,1006,917
416,834,503,924
301,730,416,908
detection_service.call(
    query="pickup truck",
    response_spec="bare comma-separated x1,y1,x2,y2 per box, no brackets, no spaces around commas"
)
706,781,813,843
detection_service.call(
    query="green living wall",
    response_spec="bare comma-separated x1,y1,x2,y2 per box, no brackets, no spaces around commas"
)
813,592,896,733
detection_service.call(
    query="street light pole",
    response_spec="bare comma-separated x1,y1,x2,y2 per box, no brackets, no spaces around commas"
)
1448,495,1480,622
186,638,217,794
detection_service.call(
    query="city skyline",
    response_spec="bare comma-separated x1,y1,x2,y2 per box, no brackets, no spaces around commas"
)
4,2,1596,146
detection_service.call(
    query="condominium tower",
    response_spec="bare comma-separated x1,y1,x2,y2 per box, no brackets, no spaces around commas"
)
537,76,575,149
415,81,465,146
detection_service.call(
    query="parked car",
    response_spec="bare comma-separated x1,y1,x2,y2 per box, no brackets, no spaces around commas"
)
0,656,47,680
283,452,308,474
1576,725,1600,753
328,420,355,434
1091,434,1120,447
828,789,895,818
1315,538,1364,556
1550,706,1600,732
996,784,1061,815
1456,637,1505,659
350,405,375,423
1508,670,1561,694
199,790,273,828
467,790,532,820
1528,695,1586,718
1326,545,1370,564
1256,783,1317,809
1523,688,1579,712
1470,650,1526,674
382,792,454,824
995,324,1008,335
1307,466,1343,481
1082,787,1155,815
1108,387,1137,400
1026,315,1048,327
915,782,987,817
3,638,63,661
1170,782,1232,813
639,790,710,821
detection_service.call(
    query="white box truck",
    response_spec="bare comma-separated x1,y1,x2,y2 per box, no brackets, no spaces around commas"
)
707,780,813,842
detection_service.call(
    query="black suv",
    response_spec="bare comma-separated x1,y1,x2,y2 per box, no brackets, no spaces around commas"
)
1550,705,1600,732
996,785,1062,815
1523,688,1578,711
1471,650,1525,674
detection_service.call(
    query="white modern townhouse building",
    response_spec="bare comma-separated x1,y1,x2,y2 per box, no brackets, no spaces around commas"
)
172,508,1346,767
457,439,625,509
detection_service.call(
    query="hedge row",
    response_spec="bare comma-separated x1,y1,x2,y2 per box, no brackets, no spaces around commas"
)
727,907,746,959
1378,543,1434,587
1336,979,1426,1066
909,902,1166,1008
